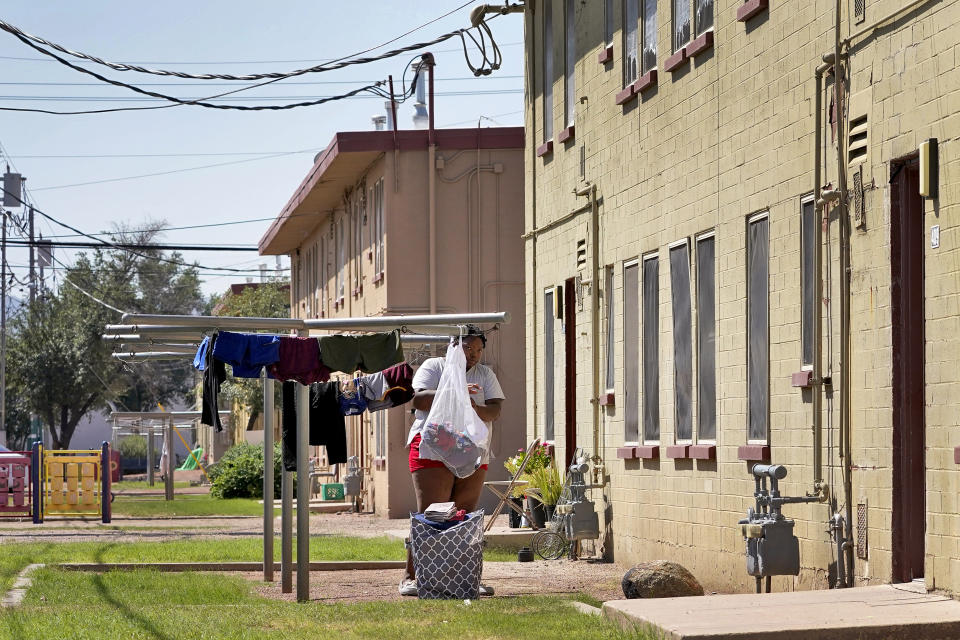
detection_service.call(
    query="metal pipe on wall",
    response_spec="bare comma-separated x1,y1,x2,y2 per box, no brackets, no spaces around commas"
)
425,53,437,314
262,373,275,583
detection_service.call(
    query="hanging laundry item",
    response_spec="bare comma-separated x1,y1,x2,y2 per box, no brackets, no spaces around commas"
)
338,378,368,416
281,381,298,471
318,329,404,374
212,331,281,378
360,362,415,412
281,381,348,469
193,335,211,372
200,333,227,432
310,382,347,464
267,336,331,385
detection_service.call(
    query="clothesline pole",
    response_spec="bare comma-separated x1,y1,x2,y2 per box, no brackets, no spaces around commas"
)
281,460,293,593
263,371,275,583
295,328,312,602
165,418,174,501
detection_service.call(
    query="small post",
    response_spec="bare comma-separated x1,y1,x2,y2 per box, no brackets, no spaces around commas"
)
263,372,275,582
165,419,174,501
31,440,42,524
146,428,154,487
101,441,112,523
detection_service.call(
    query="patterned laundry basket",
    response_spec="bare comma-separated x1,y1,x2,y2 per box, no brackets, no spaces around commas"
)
410,510,484,599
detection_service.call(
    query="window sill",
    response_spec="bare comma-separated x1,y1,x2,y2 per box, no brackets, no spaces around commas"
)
372,272,384,284
689,444,716,460
536,140,553,157
598,392,615,406
955,446,960,465
367,250,373,262
687,30,713,58
334,296,345,311
597,44,614,64
791,370,813,388
737,0,768,22
637,445,659,459
634,69,657,94
616,446,637,459
666,445,690,459
663,48,688,73
557,125,575,144
615,85,637,105
352,285,363,298
374,457,386,471
737,444,770,462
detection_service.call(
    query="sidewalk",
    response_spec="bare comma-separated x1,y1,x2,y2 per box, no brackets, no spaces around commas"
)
603,583,960,640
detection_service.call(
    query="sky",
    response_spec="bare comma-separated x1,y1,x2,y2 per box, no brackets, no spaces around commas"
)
0,1,524,304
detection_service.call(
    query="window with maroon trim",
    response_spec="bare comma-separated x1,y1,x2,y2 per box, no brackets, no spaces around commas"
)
375,411,387,458
800,196,816,368
673,0,691,52
336,215,345,302
696,233,716,441
604,0,615,47
623,0,639,87
641,0,657,74
695,0,713,35
544,287,556,442
747,213,770,442
543,0,554,142
623,260,640,442
564,0,576,129
374,178,385,278
642,254,660,443
605,265,616,394
670,240,693,443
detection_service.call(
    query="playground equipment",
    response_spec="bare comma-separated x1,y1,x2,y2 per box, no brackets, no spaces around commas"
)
0,442,112,523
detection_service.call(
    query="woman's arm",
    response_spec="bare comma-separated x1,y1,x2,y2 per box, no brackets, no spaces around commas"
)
472,397,502,422
412,389,435,411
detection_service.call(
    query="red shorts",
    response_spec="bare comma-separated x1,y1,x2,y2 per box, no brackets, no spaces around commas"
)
408,434,488,473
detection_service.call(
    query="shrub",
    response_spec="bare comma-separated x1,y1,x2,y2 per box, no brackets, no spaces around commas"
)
209,443,288,499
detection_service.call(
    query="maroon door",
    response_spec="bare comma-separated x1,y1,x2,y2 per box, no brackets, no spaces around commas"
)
564,278,577,468
890,157,925,583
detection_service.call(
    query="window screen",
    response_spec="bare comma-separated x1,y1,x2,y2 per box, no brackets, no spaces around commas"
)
642,0,657,74
565,0,576,127
801,199,815,366
673,0,690,52
696,235,716,440
642,256,660,441
605,266,616,391
544,289,555,441
623,262,639,442
623,0,639,86
670,243,692,441
543,1,554,141
748,217,770,441
695,0,713,35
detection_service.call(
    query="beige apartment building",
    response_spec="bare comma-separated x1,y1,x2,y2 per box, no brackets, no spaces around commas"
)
259,126,526,517
523,0,959,594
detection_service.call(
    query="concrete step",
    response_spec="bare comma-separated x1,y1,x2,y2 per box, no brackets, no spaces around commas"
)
603,584,960,640
259,500,354,513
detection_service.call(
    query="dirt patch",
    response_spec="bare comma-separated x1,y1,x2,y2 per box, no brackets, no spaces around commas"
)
248,560,626,603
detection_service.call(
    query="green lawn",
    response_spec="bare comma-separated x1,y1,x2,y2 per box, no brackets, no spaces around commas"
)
111,480,192,490
0,568,646,640
0,538,516,594
111,494,271,517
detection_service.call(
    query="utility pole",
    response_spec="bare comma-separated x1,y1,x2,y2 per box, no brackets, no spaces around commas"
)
28,205,35,305
1,209,7,447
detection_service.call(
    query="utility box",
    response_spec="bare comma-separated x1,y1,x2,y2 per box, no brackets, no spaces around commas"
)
564,501,599,541
743,518,800,577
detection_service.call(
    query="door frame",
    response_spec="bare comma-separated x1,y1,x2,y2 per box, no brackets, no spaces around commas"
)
564,278,577,468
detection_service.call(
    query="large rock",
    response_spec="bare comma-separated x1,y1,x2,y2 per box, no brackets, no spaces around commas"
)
621,560,704,599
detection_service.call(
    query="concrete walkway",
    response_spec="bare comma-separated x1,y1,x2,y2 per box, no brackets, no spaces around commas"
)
603,584,960,640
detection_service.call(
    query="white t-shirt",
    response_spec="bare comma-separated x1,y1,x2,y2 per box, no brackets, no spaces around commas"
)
406,357,505,463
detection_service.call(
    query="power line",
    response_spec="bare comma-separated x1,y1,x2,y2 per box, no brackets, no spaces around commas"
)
0,89,522,102
4,239,258,251
0,3,475,80
0,75,523,87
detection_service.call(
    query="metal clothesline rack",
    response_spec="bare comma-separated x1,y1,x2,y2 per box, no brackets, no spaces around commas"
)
102,311,509,603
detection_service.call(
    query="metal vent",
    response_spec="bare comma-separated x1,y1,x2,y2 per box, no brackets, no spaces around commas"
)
579,144,586,180
852,166,865,229
576,238,587,269
856,502,868,559
854,0,866,24
848,113,869,165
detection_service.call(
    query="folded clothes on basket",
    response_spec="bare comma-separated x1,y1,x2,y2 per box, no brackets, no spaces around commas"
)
424,501,457,522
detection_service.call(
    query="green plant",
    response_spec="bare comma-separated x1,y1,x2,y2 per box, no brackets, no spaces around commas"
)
208,442,287,499
526,462,563,506
503,443,553,498
117,434,147,459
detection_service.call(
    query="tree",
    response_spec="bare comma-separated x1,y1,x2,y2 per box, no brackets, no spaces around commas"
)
211,282,290,431
5,223,204,449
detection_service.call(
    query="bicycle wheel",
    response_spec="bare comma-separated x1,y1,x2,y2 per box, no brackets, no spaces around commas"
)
532,530,567,560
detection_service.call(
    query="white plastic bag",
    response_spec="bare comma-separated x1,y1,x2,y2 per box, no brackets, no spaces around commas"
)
418,341,490,478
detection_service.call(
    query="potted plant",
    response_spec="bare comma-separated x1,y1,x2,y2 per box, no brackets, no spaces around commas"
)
503,444,552,528
526,462,563,527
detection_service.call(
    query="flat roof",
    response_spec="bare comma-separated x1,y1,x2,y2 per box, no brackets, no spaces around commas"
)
258,127,524,255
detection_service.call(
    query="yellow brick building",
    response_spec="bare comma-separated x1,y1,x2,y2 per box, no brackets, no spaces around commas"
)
522,0,959,594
